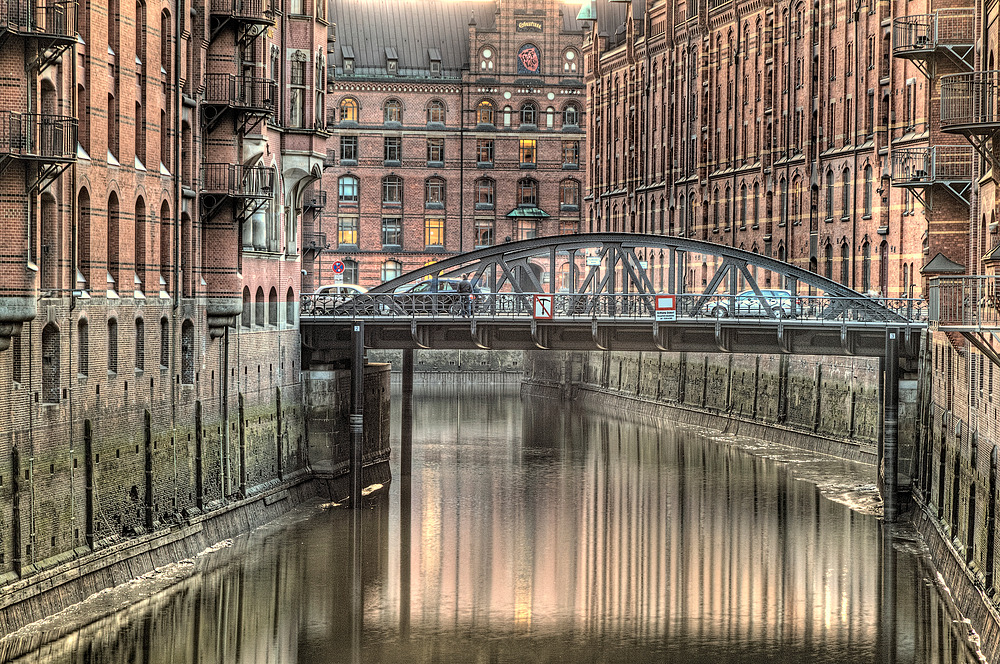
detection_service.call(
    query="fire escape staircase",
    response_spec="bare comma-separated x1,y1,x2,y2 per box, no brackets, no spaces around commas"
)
200,163,274,224
891,10,975,79
940,71,1000,180
929,276,1000,368
890,145,974,209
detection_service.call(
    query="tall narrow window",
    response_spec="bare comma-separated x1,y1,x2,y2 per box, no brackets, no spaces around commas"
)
160,317,169,367
135,318,145,372
290,52,306,127
255,287,265,327
863,165,873,216
41,324,60,403
78,320,89,376
841,168,851,219
108,318,118,375
825,170,835,219
242,287,252,327
286,288,296,327
269,288,278,326
108,194,120,290
181,321,194,384
424,218,444,248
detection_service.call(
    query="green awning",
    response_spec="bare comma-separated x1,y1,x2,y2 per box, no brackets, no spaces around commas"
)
507,206,550,218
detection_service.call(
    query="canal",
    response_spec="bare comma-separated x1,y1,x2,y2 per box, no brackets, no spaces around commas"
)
6,384,981,663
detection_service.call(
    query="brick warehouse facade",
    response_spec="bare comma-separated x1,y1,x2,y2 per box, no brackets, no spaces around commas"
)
586,0,1000,633
0,0,334,598
310,0,588,289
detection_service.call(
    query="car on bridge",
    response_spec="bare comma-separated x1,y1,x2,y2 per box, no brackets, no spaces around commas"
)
304,283,368,315
392,278,491,315
707,289,795,318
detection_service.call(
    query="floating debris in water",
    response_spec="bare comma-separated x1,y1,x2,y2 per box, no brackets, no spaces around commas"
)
362,483,384,496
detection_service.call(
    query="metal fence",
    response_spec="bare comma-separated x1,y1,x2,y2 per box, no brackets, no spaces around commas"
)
891,145,975,183
928,276,1000,328
209,0,274,20
302,291,927,324
202,164,275,197
892,9,973,53
0,0,72,36
203,74,277,112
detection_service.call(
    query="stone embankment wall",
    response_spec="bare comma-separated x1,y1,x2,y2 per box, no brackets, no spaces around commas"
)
0,363,390,658
523,350,915,468
369,349,524,382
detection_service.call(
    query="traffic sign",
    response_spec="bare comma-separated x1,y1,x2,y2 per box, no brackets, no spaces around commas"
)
332,261,345,274
533,294,554,319
655,294,676,321
586,256,601,267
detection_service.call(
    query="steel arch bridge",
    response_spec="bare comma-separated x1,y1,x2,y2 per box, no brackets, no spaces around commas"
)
300,233,927,359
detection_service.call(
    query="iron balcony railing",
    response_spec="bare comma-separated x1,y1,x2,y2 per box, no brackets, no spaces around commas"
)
891,145,974,184
301,291,927,324
928,276,1000,328
202,164,274,198
892,9,974,54
940,71,1000,133
0,111,76,159
209,0,274,22
0,0,72,37
303,190,327,210
203,74,277,113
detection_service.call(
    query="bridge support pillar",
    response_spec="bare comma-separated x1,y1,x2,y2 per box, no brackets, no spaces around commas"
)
882,328,900,523
350,322,365,508
400,348,413,640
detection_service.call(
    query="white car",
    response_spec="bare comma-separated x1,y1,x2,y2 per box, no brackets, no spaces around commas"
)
312,284,368,314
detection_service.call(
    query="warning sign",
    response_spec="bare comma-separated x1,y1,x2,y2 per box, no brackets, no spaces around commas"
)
655,294,676,321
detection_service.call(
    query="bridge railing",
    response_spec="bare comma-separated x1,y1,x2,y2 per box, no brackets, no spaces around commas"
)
301,292,927,324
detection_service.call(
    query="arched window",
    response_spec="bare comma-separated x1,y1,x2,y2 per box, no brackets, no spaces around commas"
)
560,180,580,210
841,242,850,284
841,167,851,219
339,97,358,122
343,259,359,284
425,177,446,206
825,170,835,219
546,106,554,128
382,175,402,205
520,101,537,126
108,318,118,374
503,106,512,127
108,192,120,289
134,197,146,289
476,100,495,125
160,317,169,368
779,178,788,225
338,176,359,204
518,178,538,207
286,288,295,327
740,183,748,229
383,98,402,123
563,49,578,73
135,317,145,372
41,323,60,403
268,287,278,326
479,46,494,71
382,260,402,281
78,188,92,288
181,320,194,384
475,178,495,208
713,188,720,230
863,165,873,216
563,103,580,126
862,242,872,292
725,185,732,228
78,319,89,376
824,243,834,279
242,287,252,327
426,99,445,123
753,183,760,227
255,287,265,327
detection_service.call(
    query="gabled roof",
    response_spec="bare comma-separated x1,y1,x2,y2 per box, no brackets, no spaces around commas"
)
921,252,966,274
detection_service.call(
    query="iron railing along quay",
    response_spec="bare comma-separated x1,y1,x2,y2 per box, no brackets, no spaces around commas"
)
928,276,1000,329
301,291,927,325
0,0,72,37
0,111,76,159
891,145,975,184
202,164,274,197
892,9,974,54
203,74,277,113
940,71,1000,132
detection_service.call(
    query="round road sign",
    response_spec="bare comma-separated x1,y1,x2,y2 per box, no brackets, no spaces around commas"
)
332,261,345,274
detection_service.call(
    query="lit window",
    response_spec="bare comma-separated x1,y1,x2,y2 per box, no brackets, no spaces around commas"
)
519,139,536,165
338,216,359,246
425,218,444,248
339,98,358,122
476,100,495,125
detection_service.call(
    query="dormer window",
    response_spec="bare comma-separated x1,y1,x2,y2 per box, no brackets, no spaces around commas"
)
429,48,441,77
341,45,355,75
385,47,398,75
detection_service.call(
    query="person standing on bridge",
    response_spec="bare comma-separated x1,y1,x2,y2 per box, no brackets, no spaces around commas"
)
459,273,473,316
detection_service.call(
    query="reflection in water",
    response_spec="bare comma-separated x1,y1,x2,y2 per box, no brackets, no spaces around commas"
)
9,385,978,663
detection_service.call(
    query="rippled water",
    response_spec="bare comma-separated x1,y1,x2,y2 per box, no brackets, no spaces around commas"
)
7,384,980,663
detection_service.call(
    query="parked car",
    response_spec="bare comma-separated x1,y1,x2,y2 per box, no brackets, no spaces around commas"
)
707,289,794,318
309,283,368,314
394,278,490,315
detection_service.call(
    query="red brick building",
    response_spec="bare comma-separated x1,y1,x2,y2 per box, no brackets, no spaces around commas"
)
0,0,327,573
311,0,588,289
586,0,1000,609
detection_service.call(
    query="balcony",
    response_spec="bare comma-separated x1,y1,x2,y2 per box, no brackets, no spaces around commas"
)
940,72,1000,135
201,163,274,221
209,0,274,43
304,190,327,211
0,111,76,191
0,0,75,73
890,145,974,206
928,275,1000,365
892,9,974,75
202,74,277,133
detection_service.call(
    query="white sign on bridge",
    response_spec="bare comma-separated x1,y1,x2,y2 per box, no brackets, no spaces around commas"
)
655,294,676,321
533,294,554,319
